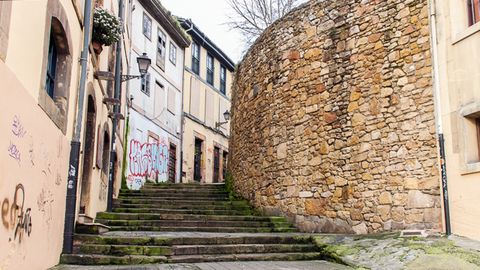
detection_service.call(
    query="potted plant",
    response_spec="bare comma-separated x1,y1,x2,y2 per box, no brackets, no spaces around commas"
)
92,7,121,54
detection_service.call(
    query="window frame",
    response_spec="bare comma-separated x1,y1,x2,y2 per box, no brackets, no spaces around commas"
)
206,53,214,86
169,41,177,65
220,65,226,95
191,42,200,75
141,73,151,96
45,31,58,98
156,28,166,69
468,0,480,26
143,12,152,40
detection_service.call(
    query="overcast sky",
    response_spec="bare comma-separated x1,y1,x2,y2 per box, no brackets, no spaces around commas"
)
161,0,245,63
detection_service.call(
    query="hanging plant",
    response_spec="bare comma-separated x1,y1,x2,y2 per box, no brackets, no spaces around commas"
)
92,8,121,47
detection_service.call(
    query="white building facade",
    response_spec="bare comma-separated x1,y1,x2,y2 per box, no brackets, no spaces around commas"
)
126,0,189,189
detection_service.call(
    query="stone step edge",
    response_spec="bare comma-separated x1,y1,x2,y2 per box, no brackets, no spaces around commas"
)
73,234,313,245
74,243,320,257
96,212,288,220
60,252,324,265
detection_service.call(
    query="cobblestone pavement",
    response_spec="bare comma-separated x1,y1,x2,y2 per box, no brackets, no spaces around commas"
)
53,260,351,270
314,233,480,270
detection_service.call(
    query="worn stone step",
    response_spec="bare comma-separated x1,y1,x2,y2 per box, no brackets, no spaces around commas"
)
106,226,297,233
75,244,172,256
119,193,229,199
115,198,248,205
121,189,228,195
172,244,318,256
118,195,229,201
60,254,168,265
73,234,313,246
95,219,292,228
142,184,225,190
169,252,323,263
111,207,253,216
112,203,251,211
96,212,288,223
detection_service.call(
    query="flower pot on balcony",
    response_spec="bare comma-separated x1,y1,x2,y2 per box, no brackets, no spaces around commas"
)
92,41,103,54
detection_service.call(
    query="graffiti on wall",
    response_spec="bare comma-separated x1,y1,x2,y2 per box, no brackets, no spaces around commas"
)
127,139,169,190
1,184,32,243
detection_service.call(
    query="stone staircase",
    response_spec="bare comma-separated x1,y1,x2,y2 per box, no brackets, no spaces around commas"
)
60,183,327,265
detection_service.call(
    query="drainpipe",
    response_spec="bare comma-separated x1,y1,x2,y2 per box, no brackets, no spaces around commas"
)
179,51,185,184
63,0,93,254
107,0,125,212
429,0,451,236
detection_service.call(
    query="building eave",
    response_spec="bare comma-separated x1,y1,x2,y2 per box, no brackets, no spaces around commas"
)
178,18,236,71
138,0,191,48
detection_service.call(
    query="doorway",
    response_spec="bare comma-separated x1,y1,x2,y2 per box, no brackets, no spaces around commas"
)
222,151,228,181
79,96,96,214
168,143,177,183
193,138,203,182
213,147,220,183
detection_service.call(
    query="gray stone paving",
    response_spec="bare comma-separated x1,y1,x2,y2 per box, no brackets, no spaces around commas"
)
52,260,351,270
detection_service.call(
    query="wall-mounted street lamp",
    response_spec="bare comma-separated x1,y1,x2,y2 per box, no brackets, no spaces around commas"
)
215,110,231,129
95,53,151,83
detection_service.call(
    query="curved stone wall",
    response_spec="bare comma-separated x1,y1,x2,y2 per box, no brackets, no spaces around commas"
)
230,0,441,233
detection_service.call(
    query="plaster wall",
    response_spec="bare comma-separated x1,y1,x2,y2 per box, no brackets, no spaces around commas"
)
434,0,480,241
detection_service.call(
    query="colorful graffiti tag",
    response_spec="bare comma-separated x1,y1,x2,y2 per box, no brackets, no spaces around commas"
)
127,139,169,190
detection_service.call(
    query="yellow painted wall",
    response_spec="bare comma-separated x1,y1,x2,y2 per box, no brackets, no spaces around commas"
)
182,39,233,183
435,0,480,241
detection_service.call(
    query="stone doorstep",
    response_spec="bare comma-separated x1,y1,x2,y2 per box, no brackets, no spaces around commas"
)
75,223,111,235
400,230,428,238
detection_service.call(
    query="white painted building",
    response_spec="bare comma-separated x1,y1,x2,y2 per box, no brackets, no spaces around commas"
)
126,0,190,189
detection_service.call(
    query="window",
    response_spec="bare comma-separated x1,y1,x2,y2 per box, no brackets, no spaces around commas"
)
192,42,200,75
169,42,177,65
141,73,150,95
40,15,73,134
143,13,152,39
220,65,226,95
156,29,166,69
206,54,214,85
45,31,57,98
468,0,480,26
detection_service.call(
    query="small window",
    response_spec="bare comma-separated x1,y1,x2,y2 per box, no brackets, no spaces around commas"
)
169,42,177,65
141,73,150,95
143,13,152,39
220,65,226,95
206,54,214,86
156,29,166,69
45,32,58,98
192,42,200,75
468,0,480,26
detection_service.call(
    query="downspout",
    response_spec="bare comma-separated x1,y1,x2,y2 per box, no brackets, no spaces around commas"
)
63,0,93,254
429,0,451,235
179,49,185,184
107,0,125,212
180,19,193,184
